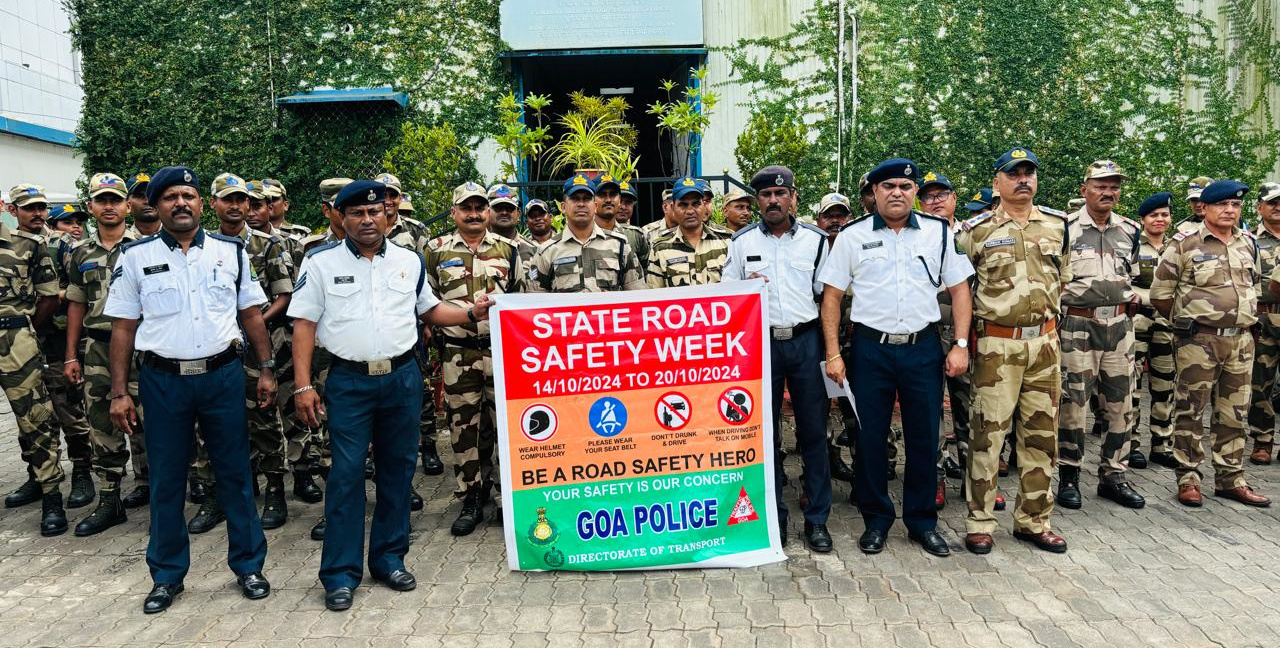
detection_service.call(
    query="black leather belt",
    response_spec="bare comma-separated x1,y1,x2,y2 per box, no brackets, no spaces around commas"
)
770,319,818,341
443,335,491,350
140,346,240,376
1138,305,1156,318
83,328,112,343
0,315,29,329
853,323,938,346
332,350,415,376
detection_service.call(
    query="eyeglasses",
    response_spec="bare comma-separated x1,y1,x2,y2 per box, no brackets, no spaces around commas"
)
921,191,954,204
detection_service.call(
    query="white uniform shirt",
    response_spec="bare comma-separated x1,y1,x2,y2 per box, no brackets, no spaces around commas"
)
104,229,267,360
818,211,974,334
287,238,440,362
721,219,829,328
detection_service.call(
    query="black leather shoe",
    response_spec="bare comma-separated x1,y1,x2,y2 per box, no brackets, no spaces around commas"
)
1127,449,1148,469
803,523,833,553
858,528,886,554
144,583,183,614
237,572,271,600
310,516,326,541
1098,481,1146,509
292,471,322,504
188,488,226,535
1057,466,1082,509
836,429,850,446
410,488,424,512
121,484,150,509
374,569,417,591
41,492,68,537
450,487,483,536
260,475,288,530
908,529,951,556
942,456,963,479
4,477,40,508
74,489,125,537
324,586,353,611
421,442,445,476
828,447,854,483
67,466,95,509
187,480,207,504
1149,451,1179,469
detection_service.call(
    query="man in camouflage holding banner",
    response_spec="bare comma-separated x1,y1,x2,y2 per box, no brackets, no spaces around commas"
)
528,173,646,293
646,177,732,288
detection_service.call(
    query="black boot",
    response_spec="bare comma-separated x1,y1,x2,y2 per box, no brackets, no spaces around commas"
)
74,487,126,537
421,441,445,476
1127,449,1148,469
310,516,326,541
67,465,95,509
1058,465,1082,509
41,491,68,537
188,485,226,534
410,487,424,512
828,445,854,483
942,456,963,480
188,478,207,504
364,457,375,480
260,474,288,530
5,469,40,508
292,470,322,503
121,483,150,509
450,486,484,536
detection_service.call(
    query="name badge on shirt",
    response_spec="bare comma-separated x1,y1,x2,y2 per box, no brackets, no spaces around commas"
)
1192,254,1217,263
334,275,355,284
861,241,884,250
553,256,578,266
746,255,761,262
984,237,1015,249
668,255,690,264
143,264,169,275
1139,254,1155,261
439,258,464,269
78,261,99,272
1072,243,1094,251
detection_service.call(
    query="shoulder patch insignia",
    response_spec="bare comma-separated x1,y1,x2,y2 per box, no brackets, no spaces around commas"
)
1037,206,1068,218
961,212,993,231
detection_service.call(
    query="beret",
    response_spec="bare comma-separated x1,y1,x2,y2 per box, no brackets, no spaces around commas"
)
749,165,794,191
333,180,386,211
1198,180,1249,205
146,166,200,206
866,158,920,185
1138,192,1173,217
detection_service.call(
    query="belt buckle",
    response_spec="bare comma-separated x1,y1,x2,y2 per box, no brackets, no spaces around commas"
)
1018,325,1042,339
772,326,793,341
886,333,911,345
178,360,208,376
1222,327,1240,336
368,359,393,376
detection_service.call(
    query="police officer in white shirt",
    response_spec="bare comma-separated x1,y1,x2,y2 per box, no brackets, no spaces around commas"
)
287,180,491,612
819,158,975,557
104,166,276,614
722,165,834,553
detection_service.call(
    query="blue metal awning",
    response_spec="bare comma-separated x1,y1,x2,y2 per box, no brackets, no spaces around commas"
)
275,86,408,109
0,116,75,147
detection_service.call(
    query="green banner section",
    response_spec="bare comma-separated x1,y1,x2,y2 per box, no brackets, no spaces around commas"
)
511,465,771,570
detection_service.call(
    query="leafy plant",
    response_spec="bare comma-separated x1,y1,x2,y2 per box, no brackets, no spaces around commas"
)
543,93,637,174
382,121,478,230
648,67,719,176
495,92,552,181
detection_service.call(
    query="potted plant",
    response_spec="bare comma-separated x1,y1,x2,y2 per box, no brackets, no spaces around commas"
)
648,67,718,177
545,92,637,178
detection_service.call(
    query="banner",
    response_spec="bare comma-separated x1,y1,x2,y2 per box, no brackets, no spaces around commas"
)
493,281,784,571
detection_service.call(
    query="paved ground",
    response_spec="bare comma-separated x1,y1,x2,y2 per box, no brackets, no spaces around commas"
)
3,395,1280,648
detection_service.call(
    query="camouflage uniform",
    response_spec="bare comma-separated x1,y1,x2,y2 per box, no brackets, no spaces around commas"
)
609,222,651,268
427,231,524,496
937,226,972,475
1132,235,1176,454
268,227,313,473
644,225,731,288
300,231,340,471
1247,227,1280,446
959,205,1070,535
1057,210,1140,483
388,217,441,468
38,231,92,469
642,219,675,247
0,223,65,493
1150,223,1256,489
528,225,647,293
65,229,147,486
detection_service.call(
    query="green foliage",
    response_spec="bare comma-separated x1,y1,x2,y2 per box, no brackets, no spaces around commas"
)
67,0,506,228
382,122,478,229
648,67,719,176
735,112,820,202
726,0,1280,220
495,92,553,182
543,93,637,174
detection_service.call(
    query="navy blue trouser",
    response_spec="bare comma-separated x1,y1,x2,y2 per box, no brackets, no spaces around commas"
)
849,329,944,534
771,327,831,526
141,358,266,585
320,360,422,591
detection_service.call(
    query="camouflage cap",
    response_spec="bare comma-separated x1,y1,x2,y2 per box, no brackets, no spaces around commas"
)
1084,160,1128,182
487,183,519,208
723,185,752,205
661,189,673,202
245,179,268,200
858,173,872,196
8,183,47,207
453,181,487,205
211,173,250,198
1186,176,1214,201
525,198,549,214
374,173,402,191
262,177,286,198
319,177,355,205
1066,197,1086,211
88,172,128,199
398,195,415,213
818,192,852,215
1261,182,1280,202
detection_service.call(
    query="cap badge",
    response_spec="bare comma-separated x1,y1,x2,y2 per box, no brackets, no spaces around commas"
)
573,175,588,186
1011,149,1027,159
619,181,630,190
367,190,377,201
1236,190,1244,198
972,192,982,201
682,178,695,187
25,187,37,195
227,177,238,185
775,174,784,186
923,172,937,182
903,165,912,176
833,194,845,202
183,171,192,182
138,173,150,182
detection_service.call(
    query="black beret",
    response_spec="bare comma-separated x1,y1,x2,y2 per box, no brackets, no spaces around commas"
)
865,158,920,186
146,166,200,206
334,180,387,211
1137,192,1173,217
1199,180,1249,205
749,165,795,191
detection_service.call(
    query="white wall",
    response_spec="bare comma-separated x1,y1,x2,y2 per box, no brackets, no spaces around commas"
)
0,132,82,197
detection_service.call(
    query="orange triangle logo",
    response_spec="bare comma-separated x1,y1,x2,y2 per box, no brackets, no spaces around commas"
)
726,487,759,525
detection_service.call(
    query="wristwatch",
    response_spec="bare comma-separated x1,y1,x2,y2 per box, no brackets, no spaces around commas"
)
259,359,277,370
952,338,969,349
467,308,478,323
